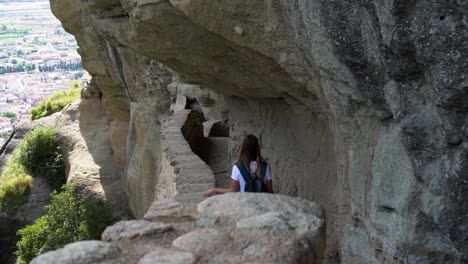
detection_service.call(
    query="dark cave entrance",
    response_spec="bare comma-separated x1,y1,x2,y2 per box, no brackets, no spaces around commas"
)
182,97,231,188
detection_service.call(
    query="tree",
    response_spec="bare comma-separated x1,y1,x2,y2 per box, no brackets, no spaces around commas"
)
1,24,7,31
11,59,17,65
16,185,116,264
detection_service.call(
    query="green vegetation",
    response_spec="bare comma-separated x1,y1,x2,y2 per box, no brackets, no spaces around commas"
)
0,162,31,215
16,185,116,264
0,62,36,74
30,84,81,120
16,127,65,191
2,111,16,122
0,127,65,214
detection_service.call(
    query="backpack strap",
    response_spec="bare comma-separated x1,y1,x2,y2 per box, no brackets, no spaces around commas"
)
236,162,253,192
236,162,268,193
260,161,267,179
257,161,267,192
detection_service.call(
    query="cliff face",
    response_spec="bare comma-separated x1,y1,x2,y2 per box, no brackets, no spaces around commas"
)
50,0,467,263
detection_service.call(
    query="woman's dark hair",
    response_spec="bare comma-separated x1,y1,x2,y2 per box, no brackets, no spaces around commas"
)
237,134,263,174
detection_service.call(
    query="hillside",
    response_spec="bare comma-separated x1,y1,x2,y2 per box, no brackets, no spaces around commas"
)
17,0,468,263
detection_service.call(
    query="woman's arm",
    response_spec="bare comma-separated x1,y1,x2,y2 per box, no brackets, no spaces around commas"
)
203,179,240,197
266,180,273,193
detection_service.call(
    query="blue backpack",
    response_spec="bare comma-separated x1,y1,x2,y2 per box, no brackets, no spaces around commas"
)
236,161,268,192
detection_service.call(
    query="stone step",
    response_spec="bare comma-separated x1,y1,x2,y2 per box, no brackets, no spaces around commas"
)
174,192,206,204
160,132,185,138
161,138,187,145
165,151,196,160
164,147,193,155
163,148,192,156
173,161,208,171
162,143,191,150
162,128,183,133
173,158,208,167
178,168,213,177
173,115,190,123
177,183,213,194
183,169,212,177
176,174,214,185
167,153,196,162
170,157,201,166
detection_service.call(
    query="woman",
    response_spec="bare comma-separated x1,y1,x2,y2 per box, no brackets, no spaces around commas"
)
203,134,273,196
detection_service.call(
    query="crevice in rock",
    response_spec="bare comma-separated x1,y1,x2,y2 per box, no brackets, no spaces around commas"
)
181,111,209,163
208,120,229,137
377,205,397,213
182,98,230,188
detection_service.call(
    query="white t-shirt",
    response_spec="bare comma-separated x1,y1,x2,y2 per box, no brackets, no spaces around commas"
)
231,161,272,192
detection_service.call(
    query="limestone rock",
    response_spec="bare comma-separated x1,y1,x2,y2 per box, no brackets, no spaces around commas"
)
31,194,325,264
101,220,172,241
198,193,324,223
30,241,119,264
173,228,230,257
35,99,128,215
195,193,326,263
138,247,196,264
143,200,195,223
49,0,468,262
143,200,184,219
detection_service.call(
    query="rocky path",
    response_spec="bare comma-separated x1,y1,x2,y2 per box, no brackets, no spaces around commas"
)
31,193,326,264
160,109,215,206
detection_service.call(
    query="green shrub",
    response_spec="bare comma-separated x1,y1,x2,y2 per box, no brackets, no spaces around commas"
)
16,127,65,191
0,127,65,214
0,175,32,215
30,87,81,120
16,185,116,264
0,151,32,214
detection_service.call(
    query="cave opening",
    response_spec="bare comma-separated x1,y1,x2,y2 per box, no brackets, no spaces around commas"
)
182,97,231,188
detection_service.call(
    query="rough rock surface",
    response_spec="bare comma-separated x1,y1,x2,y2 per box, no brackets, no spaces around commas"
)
49,0,468,263
0,124,32,175
0,216,22,264
36,99,128,214
0,124,48,264
31,241,121,264
31,194,325,264
101,220,172,241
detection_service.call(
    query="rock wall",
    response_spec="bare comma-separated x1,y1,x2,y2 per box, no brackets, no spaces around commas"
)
31,193,326,264
36,98,128,215
50,0,467,263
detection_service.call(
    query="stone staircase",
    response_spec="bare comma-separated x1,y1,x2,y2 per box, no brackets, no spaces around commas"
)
160,109,215,206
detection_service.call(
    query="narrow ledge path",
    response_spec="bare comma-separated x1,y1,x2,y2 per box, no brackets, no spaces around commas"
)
160,108,215,207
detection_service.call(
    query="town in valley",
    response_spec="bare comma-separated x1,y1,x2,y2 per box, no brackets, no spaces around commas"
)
0,0,85,146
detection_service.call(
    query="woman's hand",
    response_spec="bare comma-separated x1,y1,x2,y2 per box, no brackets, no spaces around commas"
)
203,180,240,197
203,189,218,197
